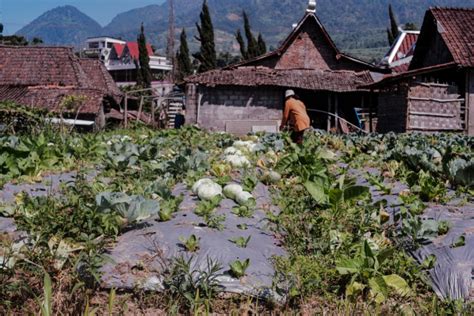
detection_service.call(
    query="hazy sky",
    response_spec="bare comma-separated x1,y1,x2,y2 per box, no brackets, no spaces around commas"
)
0,0,166,34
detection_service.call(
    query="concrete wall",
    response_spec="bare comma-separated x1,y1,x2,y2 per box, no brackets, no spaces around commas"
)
185,84,283,134
468,70,474,136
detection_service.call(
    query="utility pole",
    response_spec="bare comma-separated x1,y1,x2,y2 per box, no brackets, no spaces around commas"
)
166,0,176,82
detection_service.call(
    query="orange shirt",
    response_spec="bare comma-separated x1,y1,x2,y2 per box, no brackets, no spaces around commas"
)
281,98,311,132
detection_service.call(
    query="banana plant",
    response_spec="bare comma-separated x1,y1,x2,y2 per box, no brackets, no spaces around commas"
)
336,240,412,304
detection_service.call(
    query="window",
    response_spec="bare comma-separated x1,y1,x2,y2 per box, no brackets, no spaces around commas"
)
107,43,113,48
89,42,99,49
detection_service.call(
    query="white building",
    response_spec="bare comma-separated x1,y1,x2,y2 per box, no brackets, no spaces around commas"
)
84,37,173,90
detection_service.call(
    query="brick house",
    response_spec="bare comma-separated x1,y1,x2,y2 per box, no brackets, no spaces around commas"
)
367,7,474,135
184,3,386,134
0,45,123,129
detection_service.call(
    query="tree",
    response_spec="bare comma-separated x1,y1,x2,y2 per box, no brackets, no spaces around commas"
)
31,37,44,45
236,11,266,60
387,4,400,46
257,33,267,55
236,29,247,60
176,29,193,82
0,23,3,35
243,11,258,58
136,23,152,88
403,23,418,31
193,0,216,73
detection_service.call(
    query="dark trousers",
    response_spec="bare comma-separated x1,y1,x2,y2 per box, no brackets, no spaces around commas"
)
291,130,306,145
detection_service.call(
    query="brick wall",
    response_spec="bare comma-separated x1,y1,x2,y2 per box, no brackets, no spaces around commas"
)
186,85,283,133
275,18,370,72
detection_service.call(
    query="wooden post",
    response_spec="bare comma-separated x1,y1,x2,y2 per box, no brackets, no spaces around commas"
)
334,94,339,133
136,96,144,122
327,94,332,132
124,93,128,128
368,92,374,133
151,98,156,127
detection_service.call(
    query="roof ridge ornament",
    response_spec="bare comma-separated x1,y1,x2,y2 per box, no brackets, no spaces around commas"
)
307,0,316,13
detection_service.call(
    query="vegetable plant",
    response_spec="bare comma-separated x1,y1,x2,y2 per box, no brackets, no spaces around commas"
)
179,235,200,252
229,259,250,278
229,236,251,248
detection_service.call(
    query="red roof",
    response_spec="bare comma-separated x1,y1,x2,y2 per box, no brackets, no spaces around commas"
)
430,7,474,67
125,42,154,60
113,43,125,58
394,33,419,62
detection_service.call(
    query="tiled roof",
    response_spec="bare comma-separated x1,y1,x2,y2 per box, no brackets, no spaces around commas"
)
0,46,123,114
186,67,373,92
0,86,107,114
0,46,90,87
79,59,123,103
431,7,474,67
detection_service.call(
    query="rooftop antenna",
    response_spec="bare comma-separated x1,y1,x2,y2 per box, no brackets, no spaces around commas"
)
307,0,316,13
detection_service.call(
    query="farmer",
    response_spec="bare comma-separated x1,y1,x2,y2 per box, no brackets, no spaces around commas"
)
280,90,311,144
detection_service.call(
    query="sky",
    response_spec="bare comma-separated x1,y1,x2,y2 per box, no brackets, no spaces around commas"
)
0,0,165,34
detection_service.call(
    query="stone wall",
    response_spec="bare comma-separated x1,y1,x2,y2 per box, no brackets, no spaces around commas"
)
185,84,283,134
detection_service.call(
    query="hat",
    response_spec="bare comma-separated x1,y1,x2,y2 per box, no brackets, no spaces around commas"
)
285,90,295,98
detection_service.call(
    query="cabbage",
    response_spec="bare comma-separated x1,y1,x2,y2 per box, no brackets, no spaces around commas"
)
224,147,243,156
197,182,223,201
192,178,214,194
96,192,160,223
223,183,244,199
233,141,264,153
225,154,251,168
260,170,282,184
235,191,255,206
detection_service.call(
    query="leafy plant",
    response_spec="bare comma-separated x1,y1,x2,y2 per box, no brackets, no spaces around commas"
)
336,241,412,304
231,205,254,218
96,192,160,224
229,259,250,278
164,256,223,312
366,172,392,195
229,236,251,248
205,214,226,231
195,196,221,218
179,235,200,252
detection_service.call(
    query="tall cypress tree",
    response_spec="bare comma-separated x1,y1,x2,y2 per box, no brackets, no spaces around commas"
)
193,0,216,73
243,11,258,58
257,33,267,55
387,4,400,45
137,23,152,88
176,29,193,82
236,29,247,60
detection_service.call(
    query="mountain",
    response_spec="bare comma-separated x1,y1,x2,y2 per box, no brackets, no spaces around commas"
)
16,5,102,47
102,0,473,60
16,1,474,61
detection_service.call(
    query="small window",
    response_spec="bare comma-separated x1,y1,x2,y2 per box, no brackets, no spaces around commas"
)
107,43,113,48
89,42,99,49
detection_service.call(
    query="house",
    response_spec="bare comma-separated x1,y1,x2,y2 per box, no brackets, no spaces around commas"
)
0,45,123,130
84,37,173,93
381,30,420,73
366,7,474,135
184,1,387,134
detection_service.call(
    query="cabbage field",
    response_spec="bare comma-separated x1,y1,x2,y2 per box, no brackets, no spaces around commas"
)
0,126,473,314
